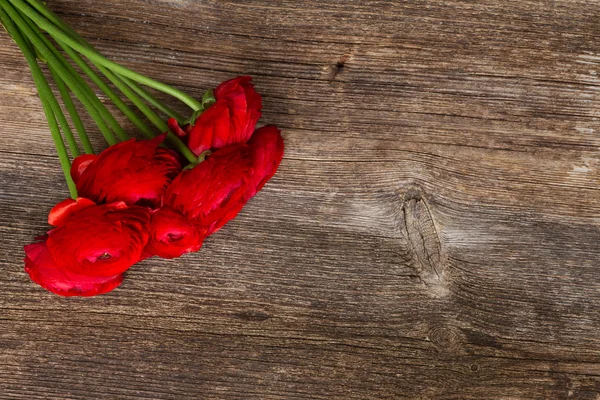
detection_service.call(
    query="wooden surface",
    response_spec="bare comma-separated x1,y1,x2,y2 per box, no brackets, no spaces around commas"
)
1,0,600,398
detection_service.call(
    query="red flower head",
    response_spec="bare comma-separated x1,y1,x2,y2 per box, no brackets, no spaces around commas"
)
144,206,205,259
245,125,285,200
179,76,262,156
165,145,253,236
163,125,284,238
24,198,151,296
71,135,181,208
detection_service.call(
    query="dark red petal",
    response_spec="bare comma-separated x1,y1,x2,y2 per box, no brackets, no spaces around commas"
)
214,75,252,98
187,100,230,156
144,207,205,259
70,154,97,184
167,118,188,138
245,125,284,199
48,197,96,227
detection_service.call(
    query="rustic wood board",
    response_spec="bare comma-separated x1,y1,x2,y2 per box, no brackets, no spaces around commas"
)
1,0,600,398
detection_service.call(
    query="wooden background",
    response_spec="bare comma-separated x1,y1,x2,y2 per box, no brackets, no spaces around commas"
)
1,0,600,398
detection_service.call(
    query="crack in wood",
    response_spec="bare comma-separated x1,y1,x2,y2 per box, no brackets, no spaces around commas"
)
234,310,271,322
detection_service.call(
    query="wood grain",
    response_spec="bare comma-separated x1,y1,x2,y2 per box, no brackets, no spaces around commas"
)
1,0,600,398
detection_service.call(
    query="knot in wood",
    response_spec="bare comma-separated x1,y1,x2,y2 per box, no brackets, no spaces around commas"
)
428,325,464,354
400,188,447,294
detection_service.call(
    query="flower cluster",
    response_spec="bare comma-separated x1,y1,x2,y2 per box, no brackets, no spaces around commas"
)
24,77,284,296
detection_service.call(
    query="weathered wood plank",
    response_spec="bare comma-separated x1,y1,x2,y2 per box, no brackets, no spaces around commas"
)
1,0,600,398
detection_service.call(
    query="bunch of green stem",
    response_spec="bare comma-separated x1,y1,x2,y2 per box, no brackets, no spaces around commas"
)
0,0,205,198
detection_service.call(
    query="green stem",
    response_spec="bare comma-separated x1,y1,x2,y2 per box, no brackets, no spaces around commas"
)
32,31,130,142
102,67,198,161
16,0,203,111
20,10,83,157
59,44,195,163
52,67,94,154
165,130,198,164
64,46,195,161
47,64,80,157
22,20,94,154
95,64,167,131
3,1,121,145
0,5,77,198
57,39,157,139
27,0,180,124
97,68,199,163
26,0,184,123
118,74,185,123
12,0,198,164
81,57,196,161
54,39,196,162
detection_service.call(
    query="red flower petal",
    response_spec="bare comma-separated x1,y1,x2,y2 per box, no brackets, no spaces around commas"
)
48,197,96,227
46,202,151,277
186,76,262,156
70,154,97,184
187,99,231,155
25,241,124,297
75,135,181,208
245,125,284,199
165,145,253,235
167,117,188,138
144,206,205,259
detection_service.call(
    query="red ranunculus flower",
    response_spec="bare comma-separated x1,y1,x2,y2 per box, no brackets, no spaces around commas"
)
24,198,151,296
163,125,283,237
173,76,262,156
71,135,181,208
245,125,284,200
164,145,254,236
144,206,205,259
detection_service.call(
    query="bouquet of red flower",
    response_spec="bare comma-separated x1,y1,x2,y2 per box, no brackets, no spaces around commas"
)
0,0,284,296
